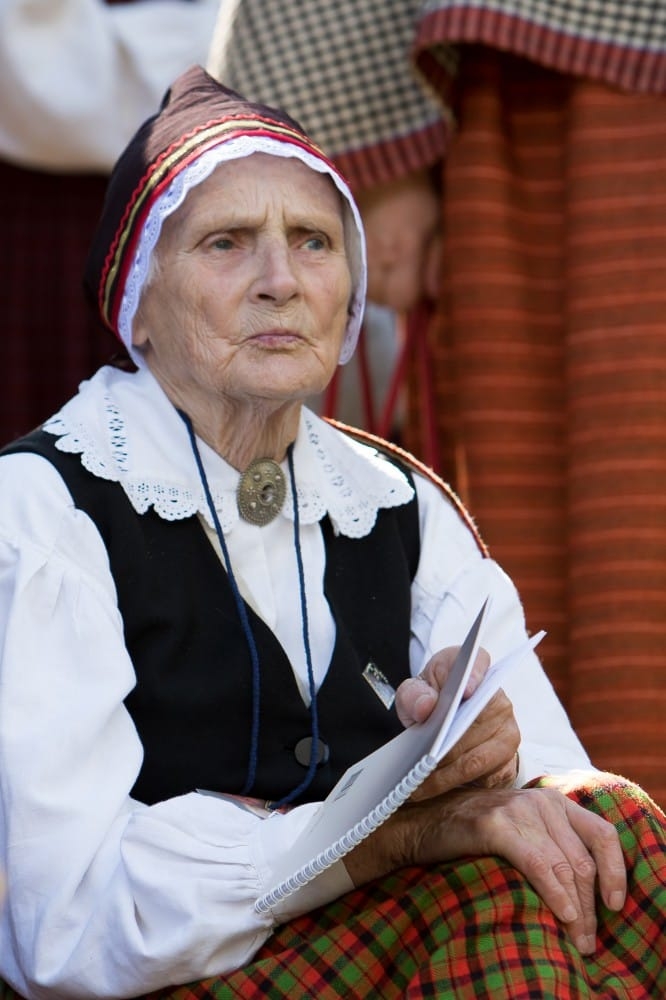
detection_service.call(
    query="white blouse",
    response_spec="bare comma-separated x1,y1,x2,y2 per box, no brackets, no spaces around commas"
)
0,366,591,998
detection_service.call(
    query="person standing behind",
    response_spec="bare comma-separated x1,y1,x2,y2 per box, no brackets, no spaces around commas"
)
0,0,220,444
208,0,666,806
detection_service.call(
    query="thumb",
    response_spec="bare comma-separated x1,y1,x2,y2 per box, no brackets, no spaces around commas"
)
395,676,438,727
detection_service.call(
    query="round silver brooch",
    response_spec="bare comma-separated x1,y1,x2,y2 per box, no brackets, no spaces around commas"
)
237,458,286,526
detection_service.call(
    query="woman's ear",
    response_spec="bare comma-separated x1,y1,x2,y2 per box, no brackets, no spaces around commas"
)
132,251,162,349
131,307,150,349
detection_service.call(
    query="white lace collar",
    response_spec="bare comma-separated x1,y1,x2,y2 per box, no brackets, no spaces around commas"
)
43,366,414,538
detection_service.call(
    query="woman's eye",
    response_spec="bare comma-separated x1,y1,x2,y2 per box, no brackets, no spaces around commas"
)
303,235,327,251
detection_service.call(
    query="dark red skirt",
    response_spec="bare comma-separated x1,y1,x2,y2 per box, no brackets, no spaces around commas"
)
0,162,120,446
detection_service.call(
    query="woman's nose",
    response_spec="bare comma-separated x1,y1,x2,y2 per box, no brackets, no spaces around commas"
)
252,239,299,303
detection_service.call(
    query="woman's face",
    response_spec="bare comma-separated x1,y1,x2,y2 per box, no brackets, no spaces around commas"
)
133,153,352,415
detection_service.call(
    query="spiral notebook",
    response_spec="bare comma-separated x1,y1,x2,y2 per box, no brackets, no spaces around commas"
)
256,599,545,912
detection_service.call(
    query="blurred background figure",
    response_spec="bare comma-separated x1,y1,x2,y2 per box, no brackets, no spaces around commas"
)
0,0,220,444
312,302,404,442
209,0,666,806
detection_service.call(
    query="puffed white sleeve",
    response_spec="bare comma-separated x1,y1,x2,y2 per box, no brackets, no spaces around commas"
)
409,473,593,785
0,453,351,1000
0,0,220,171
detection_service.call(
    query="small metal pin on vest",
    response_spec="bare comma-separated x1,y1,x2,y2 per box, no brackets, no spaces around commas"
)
362,662,396,709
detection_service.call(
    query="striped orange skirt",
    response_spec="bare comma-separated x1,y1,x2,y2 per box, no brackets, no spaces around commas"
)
405,48,666,807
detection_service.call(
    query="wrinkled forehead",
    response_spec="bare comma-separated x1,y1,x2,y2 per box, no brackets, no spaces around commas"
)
155,151,348,246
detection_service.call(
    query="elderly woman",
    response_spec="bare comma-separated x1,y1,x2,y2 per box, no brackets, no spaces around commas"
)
0,67,664,1000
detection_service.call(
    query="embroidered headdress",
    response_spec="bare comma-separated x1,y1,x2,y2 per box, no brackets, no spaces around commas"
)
84,65,366,366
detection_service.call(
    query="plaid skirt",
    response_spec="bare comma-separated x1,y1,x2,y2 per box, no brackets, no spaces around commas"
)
2,774,664,999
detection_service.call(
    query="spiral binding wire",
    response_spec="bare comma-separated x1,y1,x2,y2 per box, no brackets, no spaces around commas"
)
255,753,437,913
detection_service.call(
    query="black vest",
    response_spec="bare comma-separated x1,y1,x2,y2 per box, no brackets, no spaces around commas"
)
4,430,420,805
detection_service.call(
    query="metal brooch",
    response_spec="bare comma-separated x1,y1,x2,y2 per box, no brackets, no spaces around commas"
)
237,458,287,526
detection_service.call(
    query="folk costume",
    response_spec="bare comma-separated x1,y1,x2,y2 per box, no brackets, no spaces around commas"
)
0,67,664,1000
211,0,666,806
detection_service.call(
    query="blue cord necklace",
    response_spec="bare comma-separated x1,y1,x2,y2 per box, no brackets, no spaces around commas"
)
178,409,321,809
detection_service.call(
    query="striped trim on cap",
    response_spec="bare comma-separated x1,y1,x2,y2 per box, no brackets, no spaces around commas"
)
85,65,366,367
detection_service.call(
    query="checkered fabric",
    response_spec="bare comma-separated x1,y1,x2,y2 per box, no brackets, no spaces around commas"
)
420,0,666,53
3,774,661,999
416,0,666,96
209,0,666,191
146,775,666,998
209,0,453,190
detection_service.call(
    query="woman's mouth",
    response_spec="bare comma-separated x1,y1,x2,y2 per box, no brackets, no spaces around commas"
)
249,329,303,348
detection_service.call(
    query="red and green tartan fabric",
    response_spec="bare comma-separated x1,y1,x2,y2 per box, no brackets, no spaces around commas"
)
2,774,663,999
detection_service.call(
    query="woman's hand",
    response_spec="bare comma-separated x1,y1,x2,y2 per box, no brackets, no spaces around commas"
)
355,168,442,311
344,783,627,956
394,647,521,797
